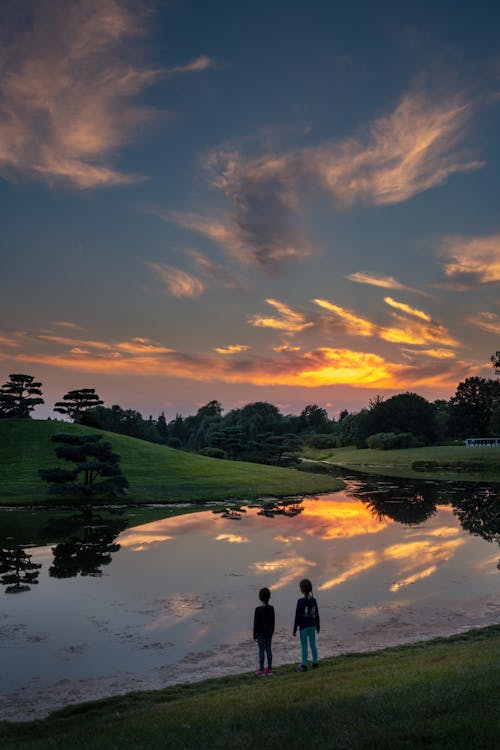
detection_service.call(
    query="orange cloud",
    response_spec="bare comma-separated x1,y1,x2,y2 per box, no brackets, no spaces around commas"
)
214,345,250,355
440,234,500,286
384,297,431,322
314,299,375,336
250,299,315,333
2,326,472,391
401,348,457,360
315,298,458,348
147,263,205,298
346,272,428,295
468,311,500,334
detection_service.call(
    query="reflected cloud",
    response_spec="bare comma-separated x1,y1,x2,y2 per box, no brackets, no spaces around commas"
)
302,499,388,540
390,565,438,592
250,556,317,590
215,533,249,544
319,551,378,590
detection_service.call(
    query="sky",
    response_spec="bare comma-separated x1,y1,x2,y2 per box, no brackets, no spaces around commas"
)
1,0,500,420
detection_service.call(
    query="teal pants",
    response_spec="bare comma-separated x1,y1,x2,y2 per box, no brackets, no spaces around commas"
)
300,626,318,666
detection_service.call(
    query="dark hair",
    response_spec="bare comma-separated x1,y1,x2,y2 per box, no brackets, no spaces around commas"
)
259,587,271,604
299,578,313,597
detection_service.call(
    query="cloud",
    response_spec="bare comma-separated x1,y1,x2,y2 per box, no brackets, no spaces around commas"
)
1,327,474,391
383,297,431,321
468,311,500,334
0,1,213,188
249,299,315,333
214,345,250,355
439,234,500,287
401,348,457,360
147,263,205,298
165,55,215,75
315,298,458,347
187,249,237,287
194,87,482,273
346,272,428,295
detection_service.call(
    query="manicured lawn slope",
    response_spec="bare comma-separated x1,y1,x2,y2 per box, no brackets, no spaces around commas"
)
1,626,499,749
316,445,500,481
0,419,342,505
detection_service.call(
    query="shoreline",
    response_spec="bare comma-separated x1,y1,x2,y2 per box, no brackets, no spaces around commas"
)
3,608,499,724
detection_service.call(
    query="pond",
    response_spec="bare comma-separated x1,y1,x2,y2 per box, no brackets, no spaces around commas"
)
1,476,499,720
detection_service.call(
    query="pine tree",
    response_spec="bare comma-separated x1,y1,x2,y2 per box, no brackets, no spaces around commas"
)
54,388,104,421
0,373,44,418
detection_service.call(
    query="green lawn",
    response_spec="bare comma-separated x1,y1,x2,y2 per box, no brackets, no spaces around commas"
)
0,419,342,506
308,444,500,482
1,626,499,749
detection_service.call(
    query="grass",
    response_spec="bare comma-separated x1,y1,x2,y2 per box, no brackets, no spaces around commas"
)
307,445,500,482
1,625,499,749
0,419,342,506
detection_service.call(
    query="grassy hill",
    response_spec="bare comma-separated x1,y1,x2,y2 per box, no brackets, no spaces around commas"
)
1,626,499,749
305,445,500,482
0,419,342,506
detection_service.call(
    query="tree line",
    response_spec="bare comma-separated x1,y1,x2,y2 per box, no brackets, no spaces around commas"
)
2,368,500,463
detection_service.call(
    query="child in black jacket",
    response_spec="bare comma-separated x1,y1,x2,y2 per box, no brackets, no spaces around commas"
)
253,587,275,676
293,578,320,671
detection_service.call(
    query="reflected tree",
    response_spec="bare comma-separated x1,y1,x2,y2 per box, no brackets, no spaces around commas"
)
49,519,127,578
347,478,438,526
452,487,500,544
0,547,41,593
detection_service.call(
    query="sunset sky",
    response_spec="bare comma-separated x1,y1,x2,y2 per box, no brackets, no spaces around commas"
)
2,0,500,420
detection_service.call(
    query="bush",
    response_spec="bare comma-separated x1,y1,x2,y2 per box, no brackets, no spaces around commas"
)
366,432,419,450
302,434,340,449
198,447,226,459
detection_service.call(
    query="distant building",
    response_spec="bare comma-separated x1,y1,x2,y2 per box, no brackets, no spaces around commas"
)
465,437,500,447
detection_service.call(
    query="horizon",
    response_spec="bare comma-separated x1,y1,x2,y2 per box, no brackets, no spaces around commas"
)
2,0,499,421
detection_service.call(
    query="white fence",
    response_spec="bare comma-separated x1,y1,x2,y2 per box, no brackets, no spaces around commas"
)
465,437,500,447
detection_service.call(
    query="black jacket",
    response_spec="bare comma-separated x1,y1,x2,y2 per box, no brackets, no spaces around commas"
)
253,604,275,639
293,596,320,634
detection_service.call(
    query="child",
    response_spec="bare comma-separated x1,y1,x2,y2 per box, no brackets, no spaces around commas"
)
293,578,320,671
253,587,275,676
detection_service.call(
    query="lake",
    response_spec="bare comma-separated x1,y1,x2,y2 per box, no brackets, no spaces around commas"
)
1,475,499,720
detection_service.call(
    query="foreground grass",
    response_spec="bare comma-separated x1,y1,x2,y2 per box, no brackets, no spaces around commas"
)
312,445,500,482
0,419,342,506
2,626,499,749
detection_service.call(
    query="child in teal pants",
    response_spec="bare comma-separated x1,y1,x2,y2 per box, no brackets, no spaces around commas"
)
293,578,320,671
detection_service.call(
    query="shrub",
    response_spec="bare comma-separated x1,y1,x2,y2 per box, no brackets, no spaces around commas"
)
366,432,419,450
302,434,340,449
166,437,182,449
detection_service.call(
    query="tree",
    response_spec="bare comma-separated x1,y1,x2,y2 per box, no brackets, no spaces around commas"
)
448,377,500,438
0,374,44,418
157,411,168,442
491,351,500,375
298,404,331,433
54,388,104,421
39,433,128,503
369,392,438,445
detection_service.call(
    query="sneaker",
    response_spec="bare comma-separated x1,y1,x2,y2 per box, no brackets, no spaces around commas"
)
296,665,307,672
255,670,265,677
312,662,319,669
264,668,273,676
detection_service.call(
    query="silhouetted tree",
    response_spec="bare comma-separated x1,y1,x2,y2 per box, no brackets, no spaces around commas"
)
449,377,500,438
0,374,44,418
368,392,438,446
298,404,332,433
54,388,104,421
39,433,128,505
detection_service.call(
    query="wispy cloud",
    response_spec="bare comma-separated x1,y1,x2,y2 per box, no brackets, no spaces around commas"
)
214,345,250,355
439,234,500,287
0,1,213,188
147,262,205,298
468,311,500,334
315,298,458,347
165,55,215,75
193,87,482,274
187,249,237,287
346,272,428,295
1,327,473,390
249,299,315,333
384,297,431,321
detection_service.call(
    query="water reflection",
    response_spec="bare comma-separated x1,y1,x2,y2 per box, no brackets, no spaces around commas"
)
49,520,127,578
0,547,41,593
